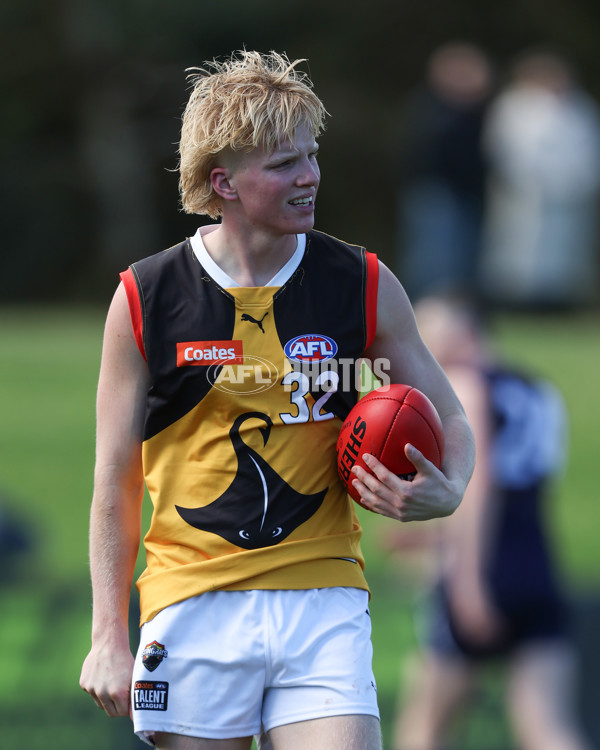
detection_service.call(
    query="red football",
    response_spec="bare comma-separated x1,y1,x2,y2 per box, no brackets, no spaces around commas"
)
336,384,444,502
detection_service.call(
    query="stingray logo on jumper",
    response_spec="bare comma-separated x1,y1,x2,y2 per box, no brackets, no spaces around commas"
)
284,334,338,363
176,412,326,549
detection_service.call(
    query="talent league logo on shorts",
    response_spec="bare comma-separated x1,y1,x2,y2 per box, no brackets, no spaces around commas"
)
284,334,338,363
142,640,168,672
133,680,169,711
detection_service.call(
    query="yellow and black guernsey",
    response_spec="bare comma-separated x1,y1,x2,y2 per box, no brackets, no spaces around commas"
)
121,229,379,624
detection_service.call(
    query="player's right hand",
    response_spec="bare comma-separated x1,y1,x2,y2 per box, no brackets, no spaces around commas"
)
80,641,134,717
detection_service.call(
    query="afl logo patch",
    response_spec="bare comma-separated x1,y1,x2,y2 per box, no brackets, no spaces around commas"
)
284,334,338,363
207,355,280,395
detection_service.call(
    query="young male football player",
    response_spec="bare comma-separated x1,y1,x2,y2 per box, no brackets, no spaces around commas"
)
80,50,474,750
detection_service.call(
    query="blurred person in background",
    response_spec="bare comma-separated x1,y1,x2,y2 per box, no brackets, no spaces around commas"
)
480,49,600,311
395,42,494,301
0,489,32,580
390,293,593,750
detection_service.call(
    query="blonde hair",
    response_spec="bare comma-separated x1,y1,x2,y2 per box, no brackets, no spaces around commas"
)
178,50,328,219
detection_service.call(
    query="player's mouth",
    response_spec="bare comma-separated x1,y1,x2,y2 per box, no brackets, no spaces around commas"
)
289,196,314,207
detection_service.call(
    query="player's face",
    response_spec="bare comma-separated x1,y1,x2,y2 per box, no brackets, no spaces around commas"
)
229,122,320,237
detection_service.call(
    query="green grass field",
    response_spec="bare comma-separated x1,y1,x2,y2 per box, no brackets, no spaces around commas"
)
0,306,599,749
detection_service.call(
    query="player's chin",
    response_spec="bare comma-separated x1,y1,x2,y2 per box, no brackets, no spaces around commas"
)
286,207,315,230
294,218,315,235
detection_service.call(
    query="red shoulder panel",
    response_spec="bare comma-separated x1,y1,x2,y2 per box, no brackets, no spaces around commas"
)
119,268,146,361
365,251,379,350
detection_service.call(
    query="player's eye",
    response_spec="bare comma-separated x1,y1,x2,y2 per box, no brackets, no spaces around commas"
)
272,527,282,537
239,529,250,539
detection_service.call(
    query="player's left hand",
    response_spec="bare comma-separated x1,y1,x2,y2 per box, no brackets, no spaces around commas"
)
351,444,461,522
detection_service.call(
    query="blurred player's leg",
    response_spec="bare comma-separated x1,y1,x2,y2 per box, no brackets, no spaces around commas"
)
507,641,593,750
393,652,475,750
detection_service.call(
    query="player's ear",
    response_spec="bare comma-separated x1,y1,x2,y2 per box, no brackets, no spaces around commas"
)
210,167,238,203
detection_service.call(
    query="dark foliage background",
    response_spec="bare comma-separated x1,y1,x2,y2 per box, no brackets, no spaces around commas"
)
2,0,600,303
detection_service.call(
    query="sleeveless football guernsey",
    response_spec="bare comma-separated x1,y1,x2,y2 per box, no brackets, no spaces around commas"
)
121,229,379,624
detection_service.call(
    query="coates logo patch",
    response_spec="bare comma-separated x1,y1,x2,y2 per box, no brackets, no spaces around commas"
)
133,680,169,711
177,340,243,367
142,641,168,672
284,334,338,363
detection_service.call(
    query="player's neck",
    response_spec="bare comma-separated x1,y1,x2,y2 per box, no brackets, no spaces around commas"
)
201,225,298,287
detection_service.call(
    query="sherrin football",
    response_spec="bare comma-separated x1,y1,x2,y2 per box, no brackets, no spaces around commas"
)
336,384,444,503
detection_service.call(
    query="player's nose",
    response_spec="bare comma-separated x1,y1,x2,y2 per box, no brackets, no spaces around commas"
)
296,156,320,187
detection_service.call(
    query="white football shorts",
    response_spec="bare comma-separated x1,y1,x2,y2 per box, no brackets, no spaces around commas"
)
131,587,379,744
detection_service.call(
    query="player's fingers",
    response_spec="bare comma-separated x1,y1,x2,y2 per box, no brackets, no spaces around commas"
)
82,687,104,712
352,458,395,495
102,693,130,718
100,699,118,717
351,463,412,520
351,476,411,520
349,479,378,513
350,466,384,502
115,695,130,717
351,474,385,508
83,684,130,717
360,453,415,488
403,443,438,475
83,688,115,716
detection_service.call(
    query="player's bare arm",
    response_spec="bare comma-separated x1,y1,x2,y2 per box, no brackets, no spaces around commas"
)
80,282,149,716
356,261,475,521
442,365,507,642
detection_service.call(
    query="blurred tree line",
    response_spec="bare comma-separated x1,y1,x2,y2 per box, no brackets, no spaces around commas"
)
2,0,600,303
